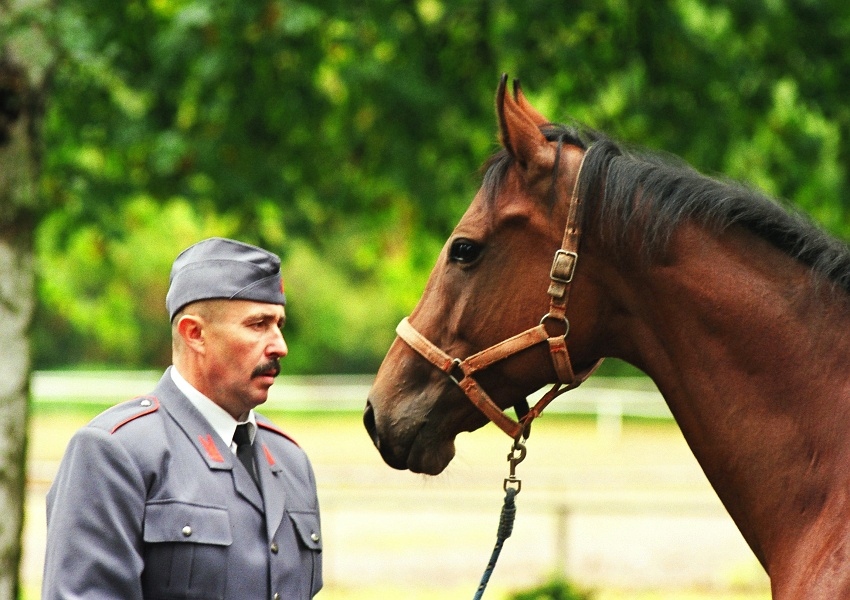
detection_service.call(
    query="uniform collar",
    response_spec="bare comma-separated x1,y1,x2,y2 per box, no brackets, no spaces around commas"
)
170,366,257,452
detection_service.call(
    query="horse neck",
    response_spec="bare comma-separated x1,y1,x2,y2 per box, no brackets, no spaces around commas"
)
593,220,850,586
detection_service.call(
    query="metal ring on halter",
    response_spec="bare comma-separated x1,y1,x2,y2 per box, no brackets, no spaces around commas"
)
448,357,464,385
539,312,570,338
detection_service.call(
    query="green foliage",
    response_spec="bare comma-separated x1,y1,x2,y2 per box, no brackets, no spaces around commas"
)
35,196,238,366
509,576,594,600
279,241,411,374
31,0,850,371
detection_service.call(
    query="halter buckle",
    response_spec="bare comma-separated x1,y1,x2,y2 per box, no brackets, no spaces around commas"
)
550,249,578,284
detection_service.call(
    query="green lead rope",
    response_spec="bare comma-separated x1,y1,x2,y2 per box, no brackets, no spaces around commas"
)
473,486,518,599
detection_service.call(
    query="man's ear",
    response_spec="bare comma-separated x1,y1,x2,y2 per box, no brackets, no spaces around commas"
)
176,314,206,352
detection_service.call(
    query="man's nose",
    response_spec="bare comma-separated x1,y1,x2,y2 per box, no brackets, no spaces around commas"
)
268,328,288,357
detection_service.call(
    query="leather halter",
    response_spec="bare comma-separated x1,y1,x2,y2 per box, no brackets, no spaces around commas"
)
395,147,603,440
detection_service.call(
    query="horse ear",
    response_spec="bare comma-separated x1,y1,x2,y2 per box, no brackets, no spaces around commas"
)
496,74,555,175
513,79,549,127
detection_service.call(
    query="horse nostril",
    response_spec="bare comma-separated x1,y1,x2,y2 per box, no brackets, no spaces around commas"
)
363,401,380,448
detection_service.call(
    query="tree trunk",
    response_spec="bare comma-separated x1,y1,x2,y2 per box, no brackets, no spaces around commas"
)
0,231,33,600
0,3,51,596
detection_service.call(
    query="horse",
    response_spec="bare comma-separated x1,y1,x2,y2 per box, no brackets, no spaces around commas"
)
363,74,850,597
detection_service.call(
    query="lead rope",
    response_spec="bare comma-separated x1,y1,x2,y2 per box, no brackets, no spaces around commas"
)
473,438,527,599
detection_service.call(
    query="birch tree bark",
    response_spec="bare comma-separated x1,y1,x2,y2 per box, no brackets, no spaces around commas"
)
0,1,51,596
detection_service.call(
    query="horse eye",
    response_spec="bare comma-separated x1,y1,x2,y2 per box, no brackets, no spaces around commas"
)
449,239,483,264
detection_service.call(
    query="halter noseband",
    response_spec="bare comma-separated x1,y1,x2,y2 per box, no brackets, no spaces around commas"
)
395,147,603,440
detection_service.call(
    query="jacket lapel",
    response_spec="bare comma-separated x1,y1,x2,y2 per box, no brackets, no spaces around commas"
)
255,428,286,540
231,453,265,511
155,369,264,512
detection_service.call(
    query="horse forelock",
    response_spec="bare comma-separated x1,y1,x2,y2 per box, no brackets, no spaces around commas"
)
481,122,850,295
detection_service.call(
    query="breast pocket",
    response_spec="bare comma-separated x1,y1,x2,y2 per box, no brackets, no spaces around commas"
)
142,500,232,600
287,510,323,595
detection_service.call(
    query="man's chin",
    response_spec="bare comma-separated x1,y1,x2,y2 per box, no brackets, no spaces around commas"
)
249,378,276,404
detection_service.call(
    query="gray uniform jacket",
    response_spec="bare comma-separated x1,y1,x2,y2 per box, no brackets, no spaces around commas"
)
43,368,323,600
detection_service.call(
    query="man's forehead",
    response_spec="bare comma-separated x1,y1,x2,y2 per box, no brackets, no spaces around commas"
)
223,299,286,320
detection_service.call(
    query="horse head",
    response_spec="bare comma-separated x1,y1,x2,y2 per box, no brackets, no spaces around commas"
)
364,76,611,474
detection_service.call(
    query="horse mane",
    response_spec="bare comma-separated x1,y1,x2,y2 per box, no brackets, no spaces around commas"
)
482,123,850,294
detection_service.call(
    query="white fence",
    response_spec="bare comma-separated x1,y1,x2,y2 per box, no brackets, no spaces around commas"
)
31,371,673,433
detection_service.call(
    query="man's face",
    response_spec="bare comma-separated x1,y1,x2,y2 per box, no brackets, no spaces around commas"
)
201,299,287,420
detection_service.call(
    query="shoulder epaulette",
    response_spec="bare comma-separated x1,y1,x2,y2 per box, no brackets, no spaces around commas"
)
257,420,300,447
108,396,160,434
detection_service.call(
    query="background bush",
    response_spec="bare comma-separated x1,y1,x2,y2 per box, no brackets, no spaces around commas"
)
31,1,850,373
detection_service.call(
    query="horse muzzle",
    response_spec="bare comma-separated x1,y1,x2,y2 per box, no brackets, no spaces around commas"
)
363,392,461,475
362,400,407,470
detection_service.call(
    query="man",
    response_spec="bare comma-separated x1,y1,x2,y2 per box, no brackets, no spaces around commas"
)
43,237,323,600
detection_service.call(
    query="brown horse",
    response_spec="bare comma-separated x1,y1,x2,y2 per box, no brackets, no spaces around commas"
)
364,77,850,600
364,75,850,598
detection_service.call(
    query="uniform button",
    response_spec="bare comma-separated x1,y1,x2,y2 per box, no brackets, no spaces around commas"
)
273,594,280,600
310,532,320,542
181,526,192,537
270,542,279,554
140,399,152,407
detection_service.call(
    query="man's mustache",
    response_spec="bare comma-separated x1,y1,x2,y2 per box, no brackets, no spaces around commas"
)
252,358,281,379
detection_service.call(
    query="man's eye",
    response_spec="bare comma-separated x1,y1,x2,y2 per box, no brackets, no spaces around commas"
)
449,239,483,264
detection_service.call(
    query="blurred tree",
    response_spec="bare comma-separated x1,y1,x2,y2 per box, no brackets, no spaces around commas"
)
35,195,239,365
36,0,850,373
39,0,439,371
0,0,52,595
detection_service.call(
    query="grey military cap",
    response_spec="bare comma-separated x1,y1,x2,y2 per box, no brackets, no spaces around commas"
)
166,237,286,320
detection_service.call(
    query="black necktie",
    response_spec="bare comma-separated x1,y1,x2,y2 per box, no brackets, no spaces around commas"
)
233,423,260,488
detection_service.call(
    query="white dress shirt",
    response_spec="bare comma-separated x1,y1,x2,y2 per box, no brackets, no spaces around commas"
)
170,366,257,454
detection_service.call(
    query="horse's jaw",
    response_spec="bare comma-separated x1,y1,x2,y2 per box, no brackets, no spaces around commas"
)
404,425,458,475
